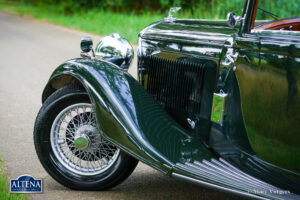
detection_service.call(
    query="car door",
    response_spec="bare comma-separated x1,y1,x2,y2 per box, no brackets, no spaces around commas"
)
235,31,300,174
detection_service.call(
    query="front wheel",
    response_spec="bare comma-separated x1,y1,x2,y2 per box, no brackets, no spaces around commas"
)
34,84,138,190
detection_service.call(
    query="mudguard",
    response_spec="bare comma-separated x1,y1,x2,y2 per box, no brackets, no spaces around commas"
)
43,58,300,199
42,58,213,174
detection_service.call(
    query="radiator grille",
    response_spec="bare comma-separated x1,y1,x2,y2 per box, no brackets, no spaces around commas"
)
141,56,205,116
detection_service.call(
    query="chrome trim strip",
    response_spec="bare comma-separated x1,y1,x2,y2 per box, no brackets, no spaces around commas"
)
172,172,268,200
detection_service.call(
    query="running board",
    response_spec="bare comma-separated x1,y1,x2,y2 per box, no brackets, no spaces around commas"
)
173,158,299,200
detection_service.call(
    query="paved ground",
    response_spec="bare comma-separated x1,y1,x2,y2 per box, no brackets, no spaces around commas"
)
0,12,241,200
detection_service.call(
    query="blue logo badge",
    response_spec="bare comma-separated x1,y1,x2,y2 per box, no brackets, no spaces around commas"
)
10,175,42,193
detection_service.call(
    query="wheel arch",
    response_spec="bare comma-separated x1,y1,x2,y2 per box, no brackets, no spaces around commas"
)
40,58,214,176
42,74,87,103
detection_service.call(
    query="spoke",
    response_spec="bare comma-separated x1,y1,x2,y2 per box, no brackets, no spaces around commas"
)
93,152,102,161
51,103,119,175
87,112,93,124
70,117,80,128
76,156,81,168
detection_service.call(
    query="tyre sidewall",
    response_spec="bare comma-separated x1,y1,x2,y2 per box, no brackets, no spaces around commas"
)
34,87,135,190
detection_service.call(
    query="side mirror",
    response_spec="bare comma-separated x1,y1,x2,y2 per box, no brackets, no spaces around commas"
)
227,12,237,27
80,36,95,58
80,36,93,52
227,12,244,27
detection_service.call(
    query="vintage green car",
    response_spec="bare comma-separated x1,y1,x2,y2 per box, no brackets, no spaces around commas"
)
34,0,300,199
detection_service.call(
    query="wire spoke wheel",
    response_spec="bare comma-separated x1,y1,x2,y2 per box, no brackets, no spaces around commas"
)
34,85,138,189
50,103,120,176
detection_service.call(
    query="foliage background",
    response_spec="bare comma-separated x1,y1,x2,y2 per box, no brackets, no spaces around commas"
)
19,0,244,17
1,0,299,43
17,0,300,19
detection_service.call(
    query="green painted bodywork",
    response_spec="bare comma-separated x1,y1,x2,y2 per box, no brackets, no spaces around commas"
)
234,33,300,174
41,0,300,197
45,58,213,174
136,0,300,176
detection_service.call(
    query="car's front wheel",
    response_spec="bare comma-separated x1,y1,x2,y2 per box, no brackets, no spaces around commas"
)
34,84,138,190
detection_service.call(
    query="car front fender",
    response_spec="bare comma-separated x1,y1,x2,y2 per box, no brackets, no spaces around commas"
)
42,58,213,174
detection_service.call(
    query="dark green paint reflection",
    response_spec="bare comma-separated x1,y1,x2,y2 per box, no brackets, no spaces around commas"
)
48,58,213,173
236,54,300,173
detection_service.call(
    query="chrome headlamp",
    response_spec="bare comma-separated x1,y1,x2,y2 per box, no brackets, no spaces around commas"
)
95,33,134,70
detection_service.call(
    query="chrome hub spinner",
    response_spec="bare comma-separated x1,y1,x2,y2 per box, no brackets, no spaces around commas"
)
73,125,97,150
74,134,90,150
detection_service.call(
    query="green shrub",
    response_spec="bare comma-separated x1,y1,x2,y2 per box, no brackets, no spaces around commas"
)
15,0,299,19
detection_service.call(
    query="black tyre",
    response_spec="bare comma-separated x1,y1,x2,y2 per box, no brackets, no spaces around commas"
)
34,84,138,190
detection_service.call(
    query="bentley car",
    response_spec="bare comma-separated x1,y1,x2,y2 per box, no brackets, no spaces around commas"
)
33,0,300,199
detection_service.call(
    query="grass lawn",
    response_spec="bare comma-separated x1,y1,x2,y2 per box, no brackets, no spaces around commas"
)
0,0,166,44
0,155,27,200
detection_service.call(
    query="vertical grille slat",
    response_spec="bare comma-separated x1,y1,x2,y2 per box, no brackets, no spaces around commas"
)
141,55,205,121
